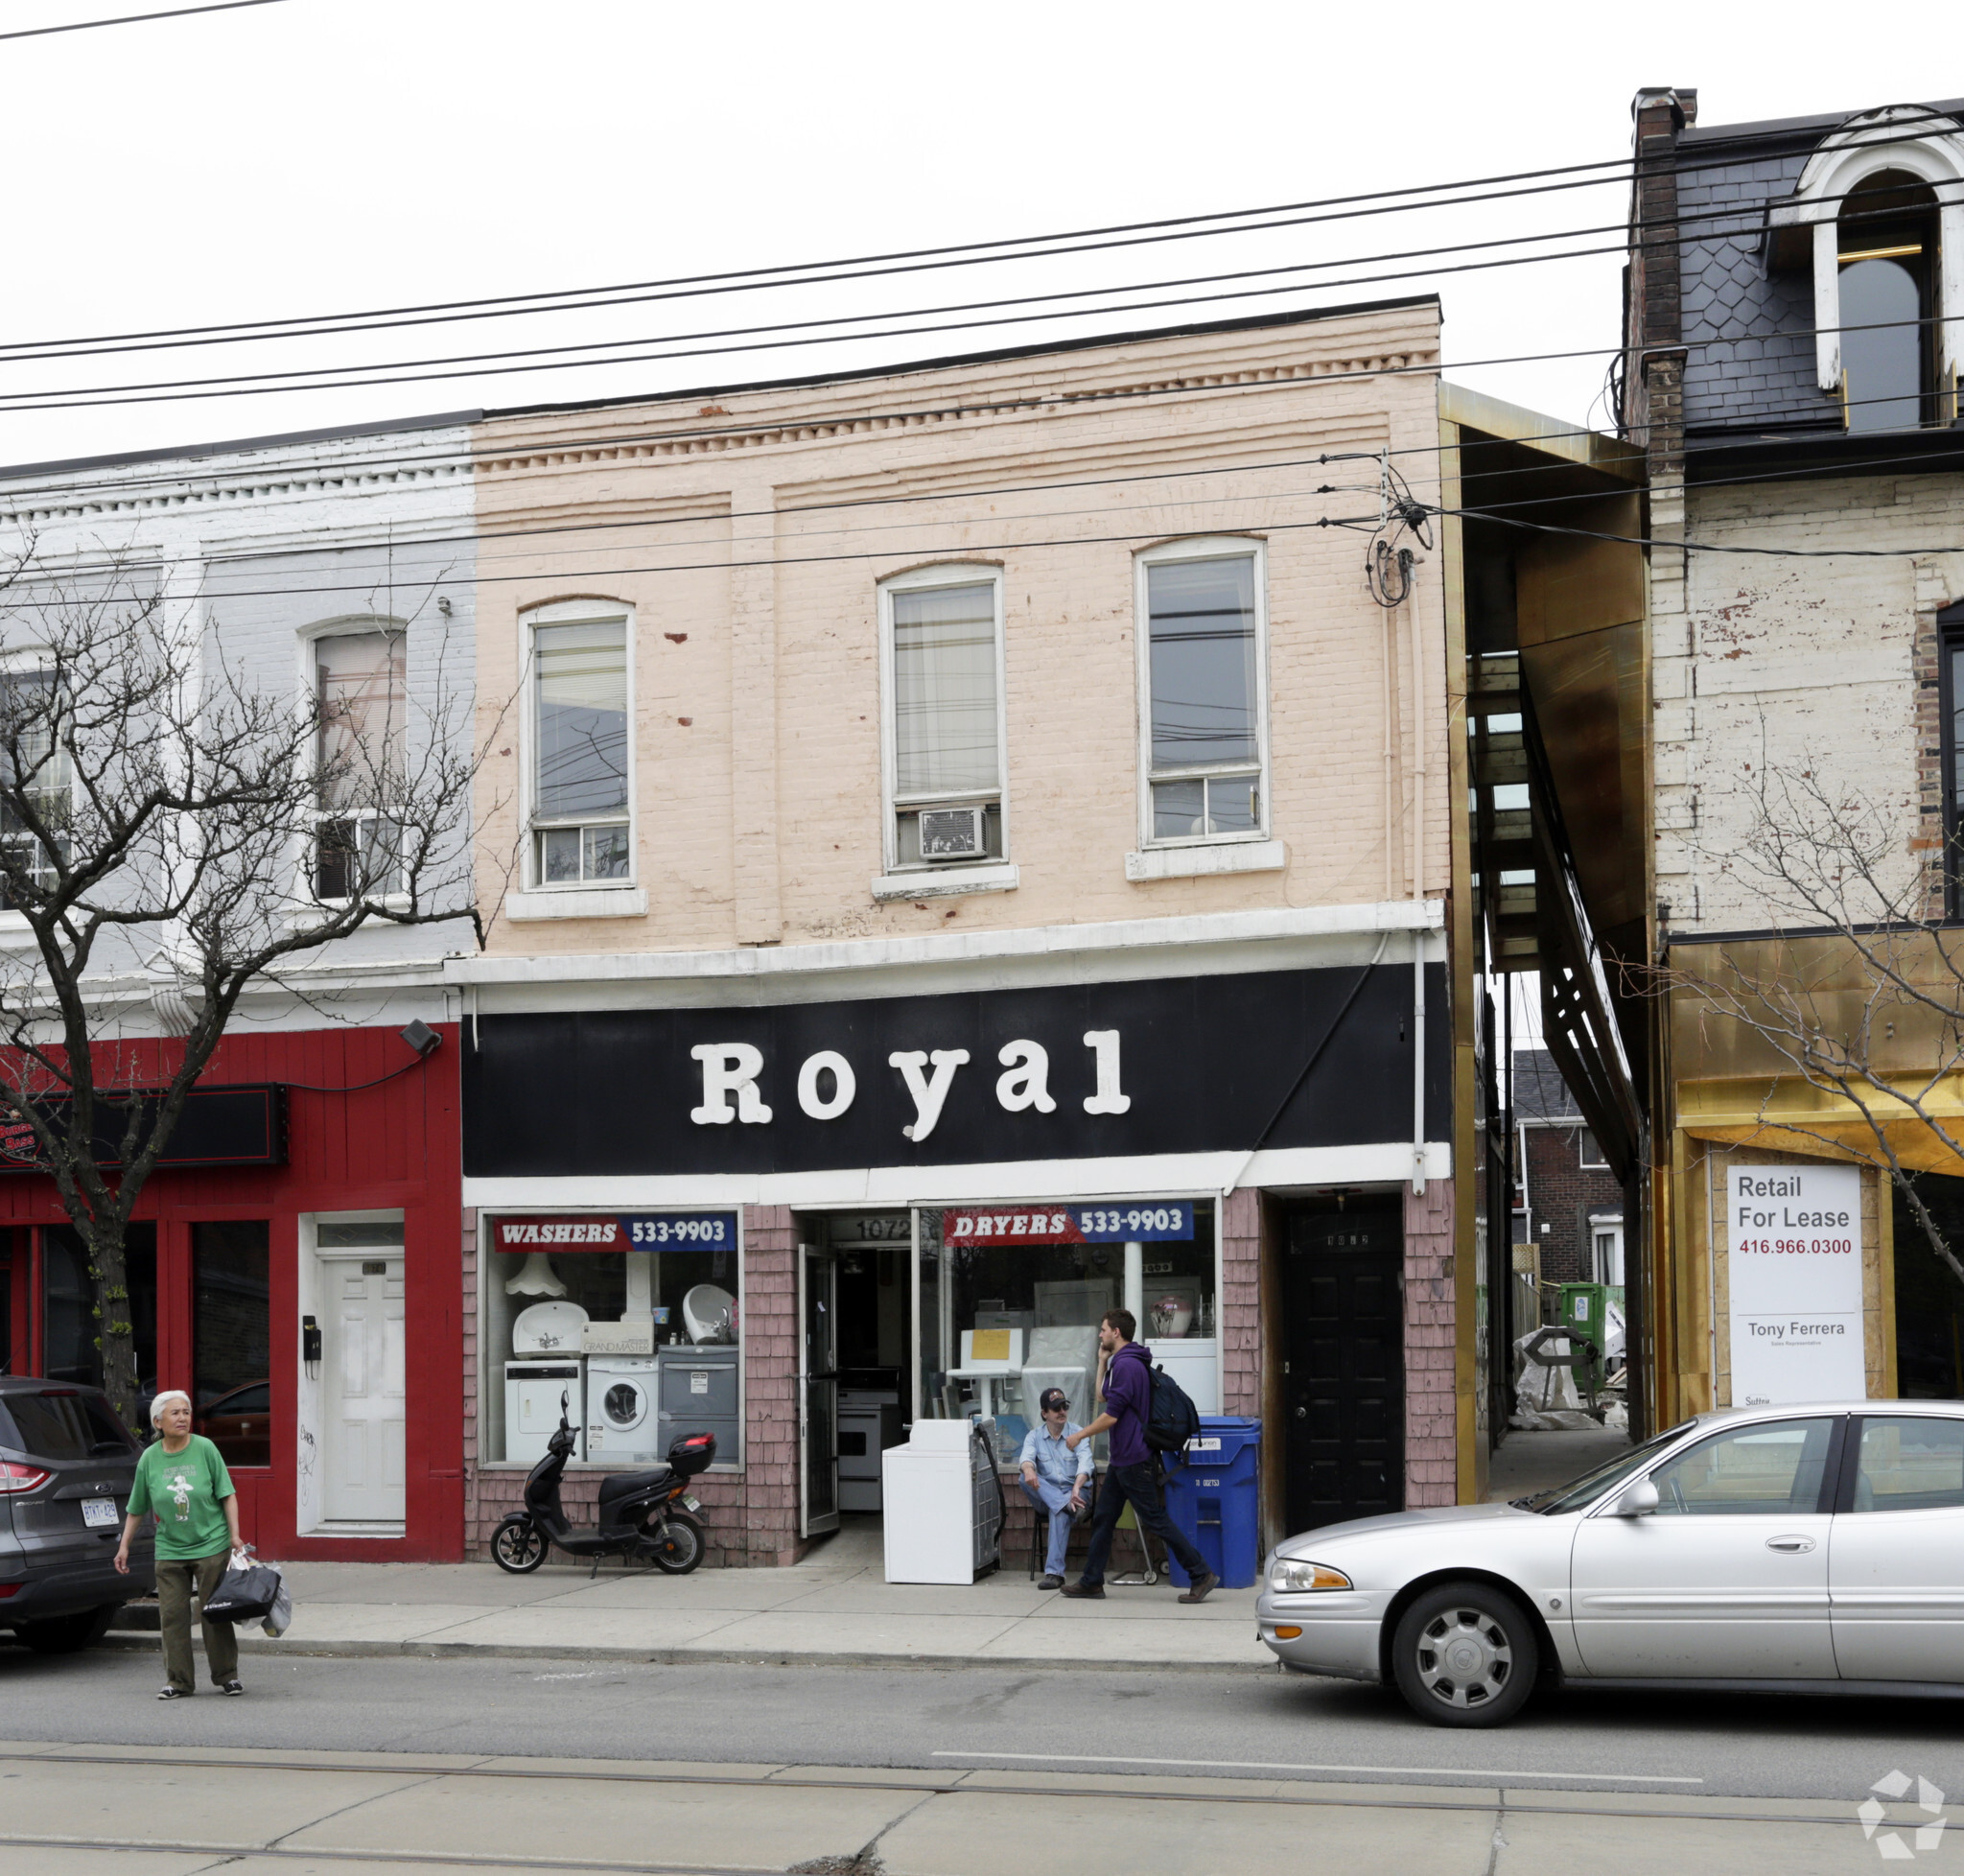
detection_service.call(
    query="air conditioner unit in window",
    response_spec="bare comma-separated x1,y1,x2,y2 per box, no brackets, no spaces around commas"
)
917,806,987,860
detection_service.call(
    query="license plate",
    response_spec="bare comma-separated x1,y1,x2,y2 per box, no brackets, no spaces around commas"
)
81,1498,118,1529
682,1494,701,1513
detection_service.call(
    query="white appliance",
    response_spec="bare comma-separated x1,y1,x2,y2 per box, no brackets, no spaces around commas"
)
505,1299,591,1462
682,1283,737,1345
1150,1340,1221,1416
585,1354,663,1462
881,1420,1003,1584
505,1360,582,1462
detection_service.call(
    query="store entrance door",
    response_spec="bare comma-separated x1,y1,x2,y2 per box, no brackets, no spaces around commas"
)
321,1255,407,1526
1279,1200,1404,1532
798,1245,840,1539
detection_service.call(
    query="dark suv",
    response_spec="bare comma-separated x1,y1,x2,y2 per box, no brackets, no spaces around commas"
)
0,1375,152,1653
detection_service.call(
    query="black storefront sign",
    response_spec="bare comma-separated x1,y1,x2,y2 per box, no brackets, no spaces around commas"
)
463,964,1446,1178
0,1082,289,1174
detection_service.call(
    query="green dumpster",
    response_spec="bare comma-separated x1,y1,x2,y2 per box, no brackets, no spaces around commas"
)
1558,1283,1609,1392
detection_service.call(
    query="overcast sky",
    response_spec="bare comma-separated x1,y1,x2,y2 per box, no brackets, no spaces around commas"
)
0,0,1954,471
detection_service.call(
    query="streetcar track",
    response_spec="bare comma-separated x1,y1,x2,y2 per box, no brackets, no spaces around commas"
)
0,1747,1914,1833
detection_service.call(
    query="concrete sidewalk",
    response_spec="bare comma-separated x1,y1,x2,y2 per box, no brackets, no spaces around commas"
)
107,1518,1269,1674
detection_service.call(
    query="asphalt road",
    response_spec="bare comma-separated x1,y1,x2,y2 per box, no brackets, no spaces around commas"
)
5,1640,1963,1806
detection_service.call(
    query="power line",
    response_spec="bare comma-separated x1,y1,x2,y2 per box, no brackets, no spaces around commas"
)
0,105,1945,369
0,0,286,39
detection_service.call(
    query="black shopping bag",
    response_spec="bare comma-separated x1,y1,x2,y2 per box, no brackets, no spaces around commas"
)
200,1549,282,1626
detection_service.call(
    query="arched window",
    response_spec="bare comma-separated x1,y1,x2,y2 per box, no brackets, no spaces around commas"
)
1766,107,1964,431
1836,169,1937,431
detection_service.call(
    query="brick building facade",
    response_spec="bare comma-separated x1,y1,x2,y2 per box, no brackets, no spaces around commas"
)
451,303,1462,1559
1513,1049,1625,1288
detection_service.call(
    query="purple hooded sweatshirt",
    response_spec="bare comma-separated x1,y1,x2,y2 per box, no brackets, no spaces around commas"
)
1101,1340,1155,1467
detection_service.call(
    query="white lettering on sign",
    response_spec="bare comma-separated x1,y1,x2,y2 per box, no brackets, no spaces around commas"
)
690,1044,773,1126
888,1048,970,1141
796,1050,856,1121
1727,1162,1865,1407
500,1221,620,1246
1082,1030,1132,1115
995,1040,1057,1114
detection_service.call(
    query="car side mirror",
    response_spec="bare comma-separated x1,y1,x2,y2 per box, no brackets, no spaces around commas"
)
1612,1478,1659,1517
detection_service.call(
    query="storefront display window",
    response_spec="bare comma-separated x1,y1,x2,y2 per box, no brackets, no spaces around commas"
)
917,1198,1218,1464
482,1212,742,1466
43,1224,157,1425
193,1221,271,1467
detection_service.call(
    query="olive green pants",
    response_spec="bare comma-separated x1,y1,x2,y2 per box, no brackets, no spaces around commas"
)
155,1549,239,1693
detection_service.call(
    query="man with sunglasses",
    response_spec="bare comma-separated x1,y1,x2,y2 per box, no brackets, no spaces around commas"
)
1018,1386,1092,1589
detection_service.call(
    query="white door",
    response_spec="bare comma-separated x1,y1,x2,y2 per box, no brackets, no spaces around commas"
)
322,1257,407,1524
1830,1414,1964,1681
1570,1416,1839,1678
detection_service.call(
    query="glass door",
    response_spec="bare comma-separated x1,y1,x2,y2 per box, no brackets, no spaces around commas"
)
799,1244,840,1538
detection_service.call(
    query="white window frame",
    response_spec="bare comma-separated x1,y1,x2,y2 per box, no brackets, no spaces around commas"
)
521,599,637,893
0,645,73,928
1765,108,1964,407
1578,1126,1607,1170
877,563,1010,881
298,617,410,908
1134,537,1271,853
1589,1213,1625,1286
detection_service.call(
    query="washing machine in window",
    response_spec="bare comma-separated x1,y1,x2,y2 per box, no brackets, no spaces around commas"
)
585,1354,663,1462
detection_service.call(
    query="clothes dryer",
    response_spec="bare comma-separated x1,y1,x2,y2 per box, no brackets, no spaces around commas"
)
585,1354,664,1462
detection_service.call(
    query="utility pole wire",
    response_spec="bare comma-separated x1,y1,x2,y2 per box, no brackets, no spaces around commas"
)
0,0,286,41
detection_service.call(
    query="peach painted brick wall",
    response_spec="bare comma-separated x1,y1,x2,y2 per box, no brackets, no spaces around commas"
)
1404,1179,1457,1508
470,307,1451,951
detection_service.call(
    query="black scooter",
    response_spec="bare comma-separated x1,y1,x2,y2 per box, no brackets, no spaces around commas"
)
491,1397,714,1577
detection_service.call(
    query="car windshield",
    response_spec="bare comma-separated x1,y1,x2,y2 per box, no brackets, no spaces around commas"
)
0,1390,136,1461
1515,1421,1695,1515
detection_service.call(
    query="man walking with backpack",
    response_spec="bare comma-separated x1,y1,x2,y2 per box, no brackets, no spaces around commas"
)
1062,1309,1218,1604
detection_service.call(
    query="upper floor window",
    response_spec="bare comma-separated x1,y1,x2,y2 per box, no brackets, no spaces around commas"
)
0,663,72,913
314,628,405,902
1137,539,1268,846
1578,1127,1607,1170
1837,170,1938,432
526,606,631,887
880,567,1004,870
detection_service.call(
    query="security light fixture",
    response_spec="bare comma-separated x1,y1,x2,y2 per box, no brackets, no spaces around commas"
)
400,1020,441,1060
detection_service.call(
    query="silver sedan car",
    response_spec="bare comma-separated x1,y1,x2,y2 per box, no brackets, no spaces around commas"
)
1257,1400,1964,1726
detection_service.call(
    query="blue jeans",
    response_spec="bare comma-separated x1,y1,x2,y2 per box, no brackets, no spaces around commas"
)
1021,1477,1081,1577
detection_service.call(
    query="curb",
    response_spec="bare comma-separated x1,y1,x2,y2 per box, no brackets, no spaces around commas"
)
95,1630,1268,1676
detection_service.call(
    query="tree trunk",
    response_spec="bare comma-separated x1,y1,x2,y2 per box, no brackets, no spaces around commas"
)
83,1222,141,1429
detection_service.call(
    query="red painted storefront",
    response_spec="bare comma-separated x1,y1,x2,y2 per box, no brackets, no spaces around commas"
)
0,1022,464,1561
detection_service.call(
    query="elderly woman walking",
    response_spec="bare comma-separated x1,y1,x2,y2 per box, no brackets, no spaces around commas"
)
113,1391,246,1700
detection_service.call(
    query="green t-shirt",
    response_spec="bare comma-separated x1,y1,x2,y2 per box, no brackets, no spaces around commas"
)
129,1435,234,1561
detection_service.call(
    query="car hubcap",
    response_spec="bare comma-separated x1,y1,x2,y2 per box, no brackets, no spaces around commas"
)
1415,1606,1512,1708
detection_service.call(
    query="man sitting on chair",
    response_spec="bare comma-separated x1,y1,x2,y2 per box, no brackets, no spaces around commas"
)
1019,1387,1091,1588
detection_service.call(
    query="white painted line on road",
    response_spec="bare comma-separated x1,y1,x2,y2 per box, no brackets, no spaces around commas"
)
934,1751,1703,1785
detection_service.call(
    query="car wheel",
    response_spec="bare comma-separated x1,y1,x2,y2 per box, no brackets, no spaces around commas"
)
490,1515,548,1574
14,1606,120,1655
1391,1581,1539,1727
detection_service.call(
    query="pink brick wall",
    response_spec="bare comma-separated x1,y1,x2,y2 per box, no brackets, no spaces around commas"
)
1404,1179,1458,1507
736,1206,807,1567
1222,1186,1261,1416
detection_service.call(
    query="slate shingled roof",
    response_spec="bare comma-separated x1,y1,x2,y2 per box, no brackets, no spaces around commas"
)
1669,100,1964,437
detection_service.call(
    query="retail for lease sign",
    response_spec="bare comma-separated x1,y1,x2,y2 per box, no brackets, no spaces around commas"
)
1727,1163,1865,1406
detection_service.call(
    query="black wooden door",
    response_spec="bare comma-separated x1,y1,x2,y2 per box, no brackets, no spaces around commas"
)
1281,1203,1404,1532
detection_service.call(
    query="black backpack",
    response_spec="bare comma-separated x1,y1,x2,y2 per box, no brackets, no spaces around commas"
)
1145,1362,1203,1457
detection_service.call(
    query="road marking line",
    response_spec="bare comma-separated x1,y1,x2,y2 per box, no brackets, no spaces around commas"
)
933,1750,1702,1784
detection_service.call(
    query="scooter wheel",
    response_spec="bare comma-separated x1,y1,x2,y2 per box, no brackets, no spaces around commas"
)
490,1515,549,1574
645,1510,706,1575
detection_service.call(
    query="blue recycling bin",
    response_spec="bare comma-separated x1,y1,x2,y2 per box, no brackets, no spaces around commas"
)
1162,1416,1262,1588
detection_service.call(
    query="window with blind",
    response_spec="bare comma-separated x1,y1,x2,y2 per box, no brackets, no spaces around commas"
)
313,628,406,902
527,608,632,887
1136,540,1268,846
881,568,1005,870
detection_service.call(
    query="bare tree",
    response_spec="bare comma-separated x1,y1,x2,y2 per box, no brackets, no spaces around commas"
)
0,545,494,1425
1661,754,1964,1292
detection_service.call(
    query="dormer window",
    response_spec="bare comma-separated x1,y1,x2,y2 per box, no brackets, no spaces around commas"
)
1836,170,1937,431
1765,106,1964,431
